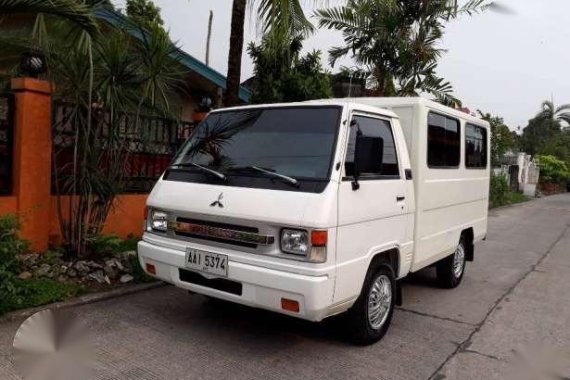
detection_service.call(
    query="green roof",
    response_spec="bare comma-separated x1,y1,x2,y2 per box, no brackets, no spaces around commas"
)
95,8,250,103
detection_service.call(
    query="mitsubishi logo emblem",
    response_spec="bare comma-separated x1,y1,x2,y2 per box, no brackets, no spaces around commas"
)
210,192,224,208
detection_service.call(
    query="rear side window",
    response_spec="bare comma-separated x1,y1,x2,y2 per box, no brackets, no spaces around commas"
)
427,112,460,168
465,124,488,168
345,115,399,177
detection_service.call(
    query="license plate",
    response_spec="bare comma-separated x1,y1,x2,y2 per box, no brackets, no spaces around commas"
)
185,248,228,277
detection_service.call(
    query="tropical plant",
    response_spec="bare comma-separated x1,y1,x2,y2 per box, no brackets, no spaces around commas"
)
477,110,514,167
0,0,102,36
0,8,187,257
316,0,492,106
536,100,570,127
248,35,332,103
225,0,319,106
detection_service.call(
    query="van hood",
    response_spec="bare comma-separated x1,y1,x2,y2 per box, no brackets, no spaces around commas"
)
147,179,336,228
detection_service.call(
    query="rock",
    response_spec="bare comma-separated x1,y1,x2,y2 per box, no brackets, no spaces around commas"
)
112,258,124,271
18,271,32,280
60,265,68,273
87,261,103,269
74,261,90,273
58,275,67,282
104,265,119,279
104,275,111,285
120,274,134,284
35,263,51,277
88,270,106,284
67,268,78,278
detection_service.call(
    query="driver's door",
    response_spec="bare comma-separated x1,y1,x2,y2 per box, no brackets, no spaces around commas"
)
334,112,408,303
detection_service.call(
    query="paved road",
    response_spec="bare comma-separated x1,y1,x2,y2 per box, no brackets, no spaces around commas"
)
1,194,569,380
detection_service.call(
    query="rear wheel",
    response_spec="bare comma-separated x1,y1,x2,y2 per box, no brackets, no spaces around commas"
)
436,236,467,289
345,263,396,345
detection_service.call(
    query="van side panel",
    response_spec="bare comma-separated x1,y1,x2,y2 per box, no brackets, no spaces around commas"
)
409,105,489,271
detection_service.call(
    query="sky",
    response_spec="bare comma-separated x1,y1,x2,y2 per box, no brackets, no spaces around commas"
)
112,0,570,130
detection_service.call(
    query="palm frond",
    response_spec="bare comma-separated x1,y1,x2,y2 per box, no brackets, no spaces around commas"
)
0,0,103,36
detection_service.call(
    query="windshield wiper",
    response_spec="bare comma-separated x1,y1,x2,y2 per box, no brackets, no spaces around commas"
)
169,162,227,181
227,166,299,187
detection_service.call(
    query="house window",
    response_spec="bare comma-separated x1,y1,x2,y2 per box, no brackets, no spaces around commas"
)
428,112,460,168
465,124,488,168
345,115,399,177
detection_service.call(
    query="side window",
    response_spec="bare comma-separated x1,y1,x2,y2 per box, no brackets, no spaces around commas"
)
345,115,400,177
428,112,460,168
465,124,488,168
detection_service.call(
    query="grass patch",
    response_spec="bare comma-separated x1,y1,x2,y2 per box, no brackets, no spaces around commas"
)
2,279,85,314
490,191,530,208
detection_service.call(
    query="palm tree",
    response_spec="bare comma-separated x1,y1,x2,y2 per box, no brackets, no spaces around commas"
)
0,0,102,36
224,0,317,106
537,100,570,128
316,0,492,105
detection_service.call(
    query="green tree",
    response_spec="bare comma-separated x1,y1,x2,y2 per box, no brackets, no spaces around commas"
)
225,0,318,106
125,0,164,28
316,0,492,106
248,35,332,103
537,100,570,126
477,110,514,167
519,100,570,158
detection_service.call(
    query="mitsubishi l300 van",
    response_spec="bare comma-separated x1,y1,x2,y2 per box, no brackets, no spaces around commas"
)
138,97,490,344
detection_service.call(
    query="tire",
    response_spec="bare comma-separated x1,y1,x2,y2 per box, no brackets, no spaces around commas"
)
345,263,396,345
436,236,467,289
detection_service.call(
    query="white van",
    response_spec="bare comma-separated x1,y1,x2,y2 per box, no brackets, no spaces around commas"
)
138,97,490,344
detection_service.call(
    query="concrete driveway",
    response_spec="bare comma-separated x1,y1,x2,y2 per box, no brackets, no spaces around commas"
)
1,194,569,380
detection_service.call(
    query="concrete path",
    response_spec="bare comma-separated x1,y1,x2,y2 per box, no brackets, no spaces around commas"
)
1,194,569,380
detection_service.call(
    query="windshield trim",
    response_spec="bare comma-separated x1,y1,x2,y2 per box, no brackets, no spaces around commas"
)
177,105,344,186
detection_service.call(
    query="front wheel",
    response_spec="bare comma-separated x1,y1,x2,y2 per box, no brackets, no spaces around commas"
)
436,237,467,289
345,264,396,345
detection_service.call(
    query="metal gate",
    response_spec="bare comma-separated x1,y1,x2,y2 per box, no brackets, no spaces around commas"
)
0,93,14,195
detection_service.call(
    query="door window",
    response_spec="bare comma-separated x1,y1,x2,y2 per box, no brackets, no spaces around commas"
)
345,115,400,178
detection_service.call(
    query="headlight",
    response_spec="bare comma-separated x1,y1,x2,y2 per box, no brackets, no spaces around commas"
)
280,229,309,256
150,210,169,232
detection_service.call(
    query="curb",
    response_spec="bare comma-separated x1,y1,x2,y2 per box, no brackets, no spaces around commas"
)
0,281,167,323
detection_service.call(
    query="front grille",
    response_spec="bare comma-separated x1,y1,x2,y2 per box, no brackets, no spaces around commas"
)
179,269,242,295
173,218,273,248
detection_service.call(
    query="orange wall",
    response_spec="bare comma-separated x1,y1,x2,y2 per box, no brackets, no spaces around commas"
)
48,194,148,246
1,78,151,252
0,196,18,214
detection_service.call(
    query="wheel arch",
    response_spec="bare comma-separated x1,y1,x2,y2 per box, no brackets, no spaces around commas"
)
461,227,475,262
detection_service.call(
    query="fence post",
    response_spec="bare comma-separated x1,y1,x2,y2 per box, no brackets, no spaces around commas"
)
11,77,53,252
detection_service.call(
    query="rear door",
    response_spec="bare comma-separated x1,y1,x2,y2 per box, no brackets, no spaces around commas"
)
334,111,408,302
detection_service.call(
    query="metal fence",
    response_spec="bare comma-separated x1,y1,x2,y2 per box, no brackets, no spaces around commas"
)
0,94,14,195
52,101,195,194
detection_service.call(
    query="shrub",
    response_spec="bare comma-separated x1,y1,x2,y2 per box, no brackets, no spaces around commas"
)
87,234,124,257
538,155,570,184
490,174,510,208
0,214,29,314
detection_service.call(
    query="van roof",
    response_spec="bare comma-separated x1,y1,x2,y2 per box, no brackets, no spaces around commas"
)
210,99,398,119
213,97,488,127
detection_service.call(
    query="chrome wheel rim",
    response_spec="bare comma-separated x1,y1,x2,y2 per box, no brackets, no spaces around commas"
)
453,243,466,278
367,274,392,330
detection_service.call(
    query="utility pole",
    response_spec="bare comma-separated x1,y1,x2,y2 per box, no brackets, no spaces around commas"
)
205,10,213,66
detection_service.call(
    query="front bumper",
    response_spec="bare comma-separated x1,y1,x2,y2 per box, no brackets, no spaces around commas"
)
137,241,335,322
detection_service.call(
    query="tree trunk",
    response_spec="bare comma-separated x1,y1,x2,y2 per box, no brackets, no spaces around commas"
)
224,0,246,107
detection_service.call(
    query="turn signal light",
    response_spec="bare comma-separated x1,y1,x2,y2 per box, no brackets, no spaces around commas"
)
311,230,328,246
143,206,149,220
281,298,300,313
146,263,156,275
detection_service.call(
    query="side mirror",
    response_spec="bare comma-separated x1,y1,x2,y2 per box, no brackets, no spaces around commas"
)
352,135,383,190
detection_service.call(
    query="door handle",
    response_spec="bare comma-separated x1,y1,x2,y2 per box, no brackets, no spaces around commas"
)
396,196,405,202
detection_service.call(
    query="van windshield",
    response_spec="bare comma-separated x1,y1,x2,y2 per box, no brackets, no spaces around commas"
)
171,106,341,190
